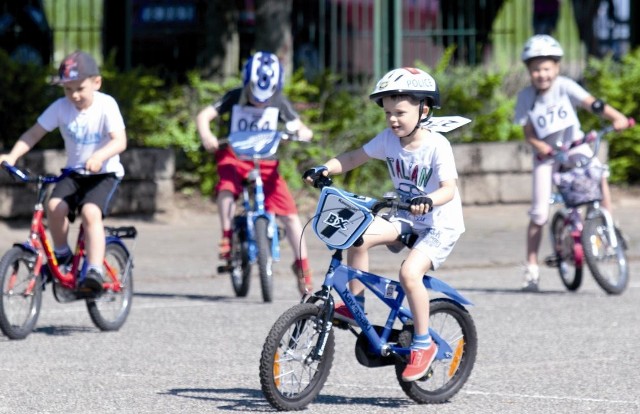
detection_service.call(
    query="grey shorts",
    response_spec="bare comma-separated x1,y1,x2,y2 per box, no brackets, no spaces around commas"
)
387,216,461,270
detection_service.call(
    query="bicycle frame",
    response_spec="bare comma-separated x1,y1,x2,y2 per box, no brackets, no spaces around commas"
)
237,160,280,264
306,185,472,362
3,163,129,294
312,254,472,361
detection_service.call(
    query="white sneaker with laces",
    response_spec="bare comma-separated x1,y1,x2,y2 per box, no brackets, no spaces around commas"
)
522,264,539,292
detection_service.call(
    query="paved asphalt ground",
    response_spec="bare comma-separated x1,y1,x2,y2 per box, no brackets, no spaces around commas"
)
0,190,639,413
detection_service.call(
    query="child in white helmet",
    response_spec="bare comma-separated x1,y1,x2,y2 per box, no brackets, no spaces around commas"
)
514,34,630,291
304,67,465,382
196,51,315,295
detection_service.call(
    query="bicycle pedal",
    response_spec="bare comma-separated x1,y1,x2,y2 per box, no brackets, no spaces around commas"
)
544,255,559,268
217,264,232,273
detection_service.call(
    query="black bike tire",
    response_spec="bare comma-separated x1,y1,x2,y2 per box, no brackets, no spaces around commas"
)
0,247,42,340
581,217,629,295
259,303,334,411
395,298,477,404
551,211,582,291
86,243,133,331
230,221,251,297
255,217,274,303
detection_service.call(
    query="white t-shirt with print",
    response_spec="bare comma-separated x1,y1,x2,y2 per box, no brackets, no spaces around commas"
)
363,128,464,233
37,91,125,177
513,76,590,147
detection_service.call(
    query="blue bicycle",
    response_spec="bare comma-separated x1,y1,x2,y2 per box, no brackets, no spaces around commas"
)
259,178,478,410
216,130,296,303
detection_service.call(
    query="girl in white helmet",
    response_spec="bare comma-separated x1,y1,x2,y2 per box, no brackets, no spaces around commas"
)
304,67,465,382
196,51,315,295
514,35,630,292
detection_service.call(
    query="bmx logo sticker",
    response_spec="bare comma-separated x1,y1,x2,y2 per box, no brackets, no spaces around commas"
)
312,188,374,250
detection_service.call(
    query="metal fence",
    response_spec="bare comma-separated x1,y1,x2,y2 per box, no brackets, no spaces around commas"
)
42,0,630,85
43,0,102,64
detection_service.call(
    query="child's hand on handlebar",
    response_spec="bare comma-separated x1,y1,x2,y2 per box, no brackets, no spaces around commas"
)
409,196,433,215
302,166,332,188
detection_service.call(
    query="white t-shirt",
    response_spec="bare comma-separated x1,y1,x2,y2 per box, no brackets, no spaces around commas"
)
363,128,464,233
37,91,125,177
514,76,590,147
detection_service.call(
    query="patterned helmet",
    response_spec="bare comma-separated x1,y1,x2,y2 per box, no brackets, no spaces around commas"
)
242,51,284,103
521,35,564,63
369,67,440,109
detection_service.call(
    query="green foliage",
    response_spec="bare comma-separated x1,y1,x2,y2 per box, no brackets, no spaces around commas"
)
579,51,640,183
5,46,640,198
0,50,61,150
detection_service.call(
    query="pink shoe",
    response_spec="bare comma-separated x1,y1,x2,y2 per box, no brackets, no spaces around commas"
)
401,342,438,382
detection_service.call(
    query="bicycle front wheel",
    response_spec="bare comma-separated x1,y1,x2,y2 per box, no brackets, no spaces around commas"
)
395,299,477,404
255,217,274,303
582,216,629,294
230,219,251,297
0,247,42,340
551,212,582,291
86,243,133,331
259,303,334,411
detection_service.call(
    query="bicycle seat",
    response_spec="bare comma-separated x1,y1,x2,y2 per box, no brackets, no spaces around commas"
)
386,233,418,253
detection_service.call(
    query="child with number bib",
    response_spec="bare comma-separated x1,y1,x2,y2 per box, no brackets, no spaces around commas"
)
514,35,630,292
196,51,314,295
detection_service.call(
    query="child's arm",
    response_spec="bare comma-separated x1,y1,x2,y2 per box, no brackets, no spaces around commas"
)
284,119,313,141
324,147,370,176
196,105,221,152
0,123,47,165
85,129,127,173
523,122,554,158
581,96,630,131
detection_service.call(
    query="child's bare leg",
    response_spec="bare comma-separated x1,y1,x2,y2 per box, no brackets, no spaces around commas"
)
279,214,308,259
601,177,612,213
46,197,70,251
347,217,398,295
399,250,432,336
81,203,106,267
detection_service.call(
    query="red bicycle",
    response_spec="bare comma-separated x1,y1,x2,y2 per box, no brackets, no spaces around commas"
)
0,162,136,339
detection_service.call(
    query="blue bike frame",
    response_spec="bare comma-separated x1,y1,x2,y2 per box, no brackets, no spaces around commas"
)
309,185,472,361
324,259,472,360
229,130,288,265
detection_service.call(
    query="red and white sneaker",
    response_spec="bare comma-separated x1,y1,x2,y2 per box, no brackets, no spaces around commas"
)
401,342,438,382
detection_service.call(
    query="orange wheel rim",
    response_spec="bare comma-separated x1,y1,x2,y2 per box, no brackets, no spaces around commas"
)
448,339,464,378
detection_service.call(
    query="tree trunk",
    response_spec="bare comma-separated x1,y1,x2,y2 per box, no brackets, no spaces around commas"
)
254,0,293,77
198,0,240,80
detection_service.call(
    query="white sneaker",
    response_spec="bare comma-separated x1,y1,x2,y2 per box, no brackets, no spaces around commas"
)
522,264,539,292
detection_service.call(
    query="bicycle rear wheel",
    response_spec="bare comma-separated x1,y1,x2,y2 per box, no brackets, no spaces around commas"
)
550,212,582,291
581,216,629,294
259,303,334,411
230,218,251,297
255,217,274,303
86,243,133,331
0,247,42,340
395,299,477,404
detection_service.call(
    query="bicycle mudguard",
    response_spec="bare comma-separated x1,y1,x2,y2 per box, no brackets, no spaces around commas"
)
423,276,473,306
13,242,38,255
312,187,376,250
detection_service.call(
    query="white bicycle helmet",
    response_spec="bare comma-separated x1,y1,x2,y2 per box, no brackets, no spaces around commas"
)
369,67,440,109
242,51,284,103
521,35,564,63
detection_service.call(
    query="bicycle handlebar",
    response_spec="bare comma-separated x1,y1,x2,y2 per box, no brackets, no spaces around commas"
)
1,161,76,184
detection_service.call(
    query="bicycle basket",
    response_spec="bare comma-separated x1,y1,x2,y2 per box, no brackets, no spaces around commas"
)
553,160,604,207
312,187,376,250
228,130,283,159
